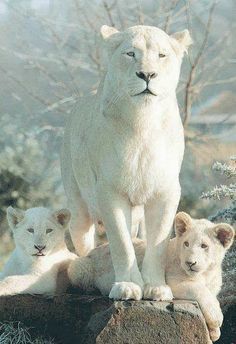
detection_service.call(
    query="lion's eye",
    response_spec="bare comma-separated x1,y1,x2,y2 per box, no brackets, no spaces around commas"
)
27,228,34,233
126,51,135,57
184,241,189,247
46,228,53,234
201,243,208,249
159,53,166,58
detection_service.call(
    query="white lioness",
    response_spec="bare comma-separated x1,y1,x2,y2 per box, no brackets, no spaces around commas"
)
68,212,234,342
0,207,77,295
61,24,192,300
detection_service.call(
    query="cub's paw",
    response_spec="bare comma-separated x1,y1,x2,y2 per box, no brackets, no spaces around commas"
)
0,289,6,296
209,327,221,342
206,304,223,328
143,284,173,301
109,282,142,301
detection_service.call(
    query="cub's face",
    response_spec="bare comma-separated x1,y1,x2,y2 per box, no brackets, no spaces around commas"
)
101,25,192,104
175,212,234,277
7,207,70,258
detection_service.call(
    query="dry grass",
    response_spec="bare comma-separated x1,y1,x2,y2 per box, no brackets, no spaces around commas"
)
0,322,54,344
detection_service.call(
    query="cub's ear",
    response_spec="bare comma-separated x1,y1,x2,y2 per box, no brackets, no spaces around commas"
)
170,29,192,58
53,209,71,228
175,212,192,236
213,223,235,249
7,206,25,230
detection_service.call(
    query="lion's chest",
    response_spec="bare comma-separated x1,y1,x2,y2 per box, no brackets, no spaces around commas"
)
121,147,162,204
103,134,170,205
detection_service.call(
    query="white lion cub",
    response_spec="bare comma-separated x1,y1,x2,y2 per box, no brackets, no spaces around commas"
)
68,212,234,342
0,206,77,296
166,212,234,342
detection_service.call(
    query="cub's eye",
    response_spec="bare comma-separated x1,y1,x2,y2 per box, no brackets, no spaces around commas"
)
201,243,208,249
46,228,53,234
27,228,34,233
184,241,189,247
159,53,166,58
126,51,135,57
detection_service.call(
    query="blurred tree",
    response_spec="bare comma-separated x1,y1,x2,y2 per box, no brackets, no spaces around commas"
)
0,113,63,234
0,0,235,234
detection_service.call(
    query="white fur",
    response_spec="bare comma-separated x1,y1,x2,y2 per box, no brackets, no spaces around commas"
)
0,207,77,296
61,25,191,300
68,213,234,342
167,212,234,342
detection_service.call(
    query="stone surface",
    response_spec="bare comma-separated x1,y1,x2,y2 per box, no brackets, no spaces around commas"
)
0,294,211,343
217,305,236,344
85,300,212,344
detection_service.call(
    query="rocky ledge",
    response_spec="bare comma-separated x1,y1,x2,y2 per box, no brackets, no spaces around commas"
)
0,294,215,343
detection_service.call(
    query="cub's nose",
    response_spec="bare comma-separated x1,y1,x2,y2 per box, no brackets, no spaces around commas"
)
186,261,197,267
34,245,46,251
136,71,157,82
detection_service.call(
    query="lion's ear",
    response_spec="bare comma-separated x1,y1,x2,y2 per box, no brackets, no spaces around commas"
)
7,206,25,230
100,25,123,60
175,212,192,236
100,25,120,40
213,223,235,249
170,29,192,58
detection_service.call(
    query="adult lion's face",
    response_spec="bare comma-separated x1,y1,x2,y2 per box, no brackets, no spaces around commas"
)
101,25,192,104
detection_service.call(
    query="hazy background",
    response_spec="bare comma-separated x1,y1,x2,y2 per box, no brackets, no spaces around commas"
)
0,0,235,266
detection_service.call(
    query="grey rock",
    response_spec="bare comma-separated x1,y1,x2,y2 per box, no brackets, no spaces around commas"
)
0,294,211,344
85,300,211,344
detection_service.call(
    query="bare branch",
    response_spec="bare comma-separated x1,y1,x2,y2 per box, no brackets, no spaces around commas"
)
41,96,77,114
37,19,80,96
135,0,144,25
201,76,236,87
163,0,180,33
115,1,126,29
27,61,67,92
0,65,55,109
183,0,217,128
103,1,116,27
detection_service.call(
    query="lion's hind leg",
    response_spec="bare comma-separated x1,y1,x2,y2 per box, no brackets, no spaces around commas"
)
68,256,95,291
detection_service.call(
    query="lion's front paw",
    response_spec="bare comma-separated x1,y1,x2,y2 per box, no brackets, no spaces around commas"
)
209,327,221,342
143,284,173,301
109,282,142,301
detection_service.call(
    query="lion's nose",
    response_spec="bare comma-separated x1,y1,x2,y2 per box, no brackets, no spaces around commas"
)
136,71,157,82
34,245,46,251
186,261,196,267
